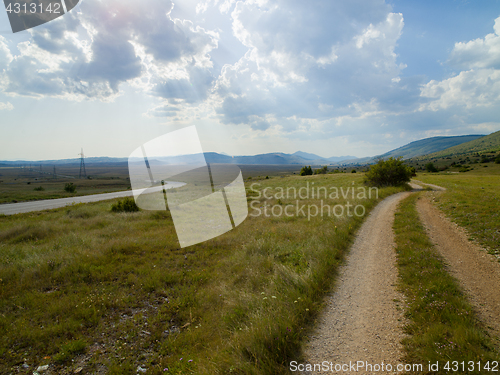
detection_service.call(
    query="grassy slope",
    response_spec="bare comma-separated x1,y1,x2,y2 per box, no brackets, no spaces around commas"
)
378,135,485,160
0,174,405,374
415,164,500,257
420,130,500,159
394,194,499,372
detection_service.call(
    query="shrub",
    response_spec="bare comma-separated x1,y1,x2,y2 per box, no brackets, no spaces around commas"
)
300,166,313,176
314,166,328,175
364,157,413,187
64,183,76,193
111,197,140,213
34,186,45,191
496,155,500,164
351,169,356,173
425,163,438,173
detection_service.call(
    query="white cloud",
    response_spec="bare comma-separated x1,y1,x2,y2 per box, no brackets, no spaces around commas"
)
420,69,500,111
0,101,13,110
448,16,500,70
420,17,500,112
0,0,218,106
214,0,405,132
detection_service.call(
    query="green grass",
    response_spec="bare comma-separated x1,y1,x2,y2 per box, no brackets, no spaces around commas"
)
415,163,500,257
0,166,131,204
0,174,406,374
394,194,499,373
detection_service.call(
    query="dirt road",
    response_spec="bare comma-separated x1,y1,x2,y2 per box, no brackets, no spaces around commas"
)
417,195,500,341
301,192,412,374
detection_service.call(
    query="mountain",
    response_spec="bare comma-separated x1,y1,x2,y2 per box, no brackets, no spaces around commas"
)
292,151,324,160
327,155,358,162
419,130,500,159
2,152,333,167
376,135,485,160
336,134,486,165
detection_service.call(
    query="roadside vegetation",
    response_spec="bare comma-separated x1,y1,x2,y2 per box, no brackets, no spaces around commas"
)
394,194,499,370
416,163,500,258
0,173,406,374
364,157,414,187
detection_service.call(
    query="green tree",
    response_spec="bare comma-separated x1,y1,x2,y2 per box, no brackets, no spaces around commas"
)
314,166,328,174
300,166,313,176
64,183,76,193
425,162,438,173
365,157,413,187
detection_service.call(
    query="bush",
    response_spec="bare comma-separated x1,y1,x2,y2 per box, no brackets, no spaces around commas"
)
314,166,328,175
364,157,413,187
300,166,313,176
351,169,356,173
64,183,76,193
425,163,438,173
111,197,140,213
34,186,45,191
495,155,500,164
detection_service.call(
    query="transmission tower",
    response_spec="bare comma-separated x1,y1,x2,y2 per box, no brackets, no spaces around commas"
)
79,148,87,179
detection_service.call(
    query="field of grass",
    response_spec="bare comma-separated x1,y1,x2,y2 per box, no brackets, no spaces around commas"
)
393,194,499,371
0,165,131,204
415,163,500,258
0,173,406,374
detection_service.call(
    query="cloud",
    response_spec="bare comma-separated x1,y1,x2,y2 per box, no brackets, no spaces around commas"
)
214,0,406,131
420,69,500,111
0,0,218,102
448,16,500,70
420,17,500,113
0,101,13,110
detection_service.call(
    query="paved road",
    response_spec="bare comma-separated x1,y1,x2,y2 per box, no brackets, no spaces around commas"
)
0,182,185,215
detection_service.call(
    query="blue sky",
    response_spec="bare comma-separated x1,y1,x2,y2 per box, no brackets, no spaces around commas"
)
0,0,500,160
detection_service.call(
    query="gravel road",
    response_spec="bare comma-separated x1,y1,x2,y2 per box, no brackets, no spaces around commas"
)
417,195,500,342
301,192,412,374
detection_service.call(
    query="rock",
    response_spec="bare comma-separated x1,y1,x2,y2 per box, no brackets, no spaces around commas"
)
75,367,83,373
36,365,49,372
137,366,147,373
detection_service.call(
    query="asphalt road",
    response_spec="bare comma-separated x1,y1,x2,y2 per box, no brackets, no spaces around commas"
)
0,182,185,215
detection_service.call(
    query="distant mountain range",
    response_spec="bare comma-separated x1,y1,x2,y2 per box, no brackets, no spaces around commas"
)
1,133,495,167
0,152,356,167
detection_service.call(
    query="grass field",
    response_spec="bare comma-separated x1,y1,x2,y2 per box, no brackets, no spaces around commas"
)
0,173,406,374
0,164,306,205
393,194,499,372
0,165,131,204
415,163,500,258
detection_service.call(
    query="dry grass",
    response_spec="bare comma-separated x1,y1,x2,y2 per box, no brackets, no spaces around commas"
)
0,174,405,374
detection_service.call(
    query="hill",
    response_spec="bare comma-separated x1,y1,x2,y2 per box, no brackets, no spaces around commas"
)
336,134,485,165
376,135,484,160
419,130,500,159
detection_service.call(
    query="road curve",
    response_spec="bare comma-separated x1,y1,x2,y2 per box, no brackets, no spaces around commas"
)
0,182,185,215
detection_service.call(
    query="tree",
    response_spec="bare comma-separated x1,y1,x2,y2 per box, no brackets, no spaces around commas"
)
314,166,328,174
64,183,76,193
425,162,438,173
365,157,413,187
300,166,313,176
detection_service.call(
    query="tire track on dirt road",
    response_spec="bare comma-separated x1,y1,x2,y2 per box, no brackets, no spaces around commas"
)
301,191,416,374
416,195,500,343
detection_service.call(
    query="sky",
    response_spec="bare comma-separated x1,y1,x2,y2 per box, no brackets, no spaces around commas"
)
1,0,500,160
